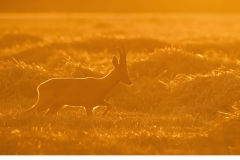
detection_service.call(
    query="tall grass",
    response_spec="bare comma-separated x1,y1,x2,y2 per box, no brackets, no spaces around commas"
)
0,13,240,154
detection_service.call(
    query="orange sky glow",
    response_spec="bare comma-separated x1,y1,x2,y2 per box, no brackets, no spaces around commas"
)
0,0,240,13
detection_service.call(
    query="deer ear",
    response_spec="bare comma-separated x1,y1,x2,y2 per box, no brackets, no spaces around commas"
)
112,56,119,68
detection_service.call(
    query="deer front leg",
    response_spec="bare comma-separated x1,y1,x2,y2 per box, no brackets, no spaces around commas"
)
101,100,112,116
85,107,93,117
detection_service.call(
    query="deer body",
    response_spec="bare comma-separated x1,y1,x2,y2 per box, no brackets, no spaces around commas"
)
25,46,132,116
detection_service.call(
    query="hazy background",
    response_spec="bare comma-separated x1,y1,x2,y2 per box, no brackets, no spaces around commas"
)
0,0,240,13
1,0,240,155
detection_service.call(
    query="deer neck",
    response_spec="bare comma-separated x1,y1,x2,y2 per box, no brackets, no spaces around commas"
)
101,69,120,94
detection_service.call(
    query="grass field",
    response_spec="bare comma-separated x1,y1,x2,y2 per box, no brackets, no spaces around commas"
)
0,13,240,155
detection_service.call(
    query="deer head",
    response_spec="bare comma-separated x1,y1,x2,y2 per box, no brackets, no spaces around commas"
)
112,45,133,86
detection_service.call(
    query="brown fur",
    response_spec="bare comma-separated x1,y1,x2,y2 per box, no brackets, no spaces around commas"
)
24,46,132,116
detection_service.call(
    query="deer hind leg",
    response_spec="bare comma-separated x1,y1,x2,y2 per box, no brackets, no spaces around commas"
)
32,97,52,113
24,106,36,114
45,103,63,116
36,102,50,112
46,108,57,115
101,101,112,116
24,100,48,114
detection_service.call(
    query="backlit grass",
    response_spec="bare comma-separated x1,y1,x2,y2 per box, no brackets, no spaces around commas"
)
0,13,240,155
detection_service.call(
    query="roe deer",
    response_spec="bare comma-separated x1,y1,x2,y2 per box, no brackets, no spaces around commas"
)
24,45,132,116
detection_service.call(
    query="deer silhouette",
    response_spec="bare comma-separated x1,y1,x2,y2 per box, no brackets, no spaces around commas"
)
24,45,132,116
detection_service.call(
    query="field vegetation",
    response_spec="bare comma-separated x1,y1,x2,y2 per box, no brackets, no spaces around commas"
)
0,13,240,154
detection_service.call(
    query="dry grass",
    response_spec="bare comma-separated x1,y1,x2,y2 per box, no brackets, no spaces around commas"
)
0,106,216,155
0,13,240,155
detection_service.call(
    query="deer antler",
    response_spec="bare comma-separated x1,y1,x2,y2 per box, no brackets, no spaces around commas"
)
118,44,127,66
